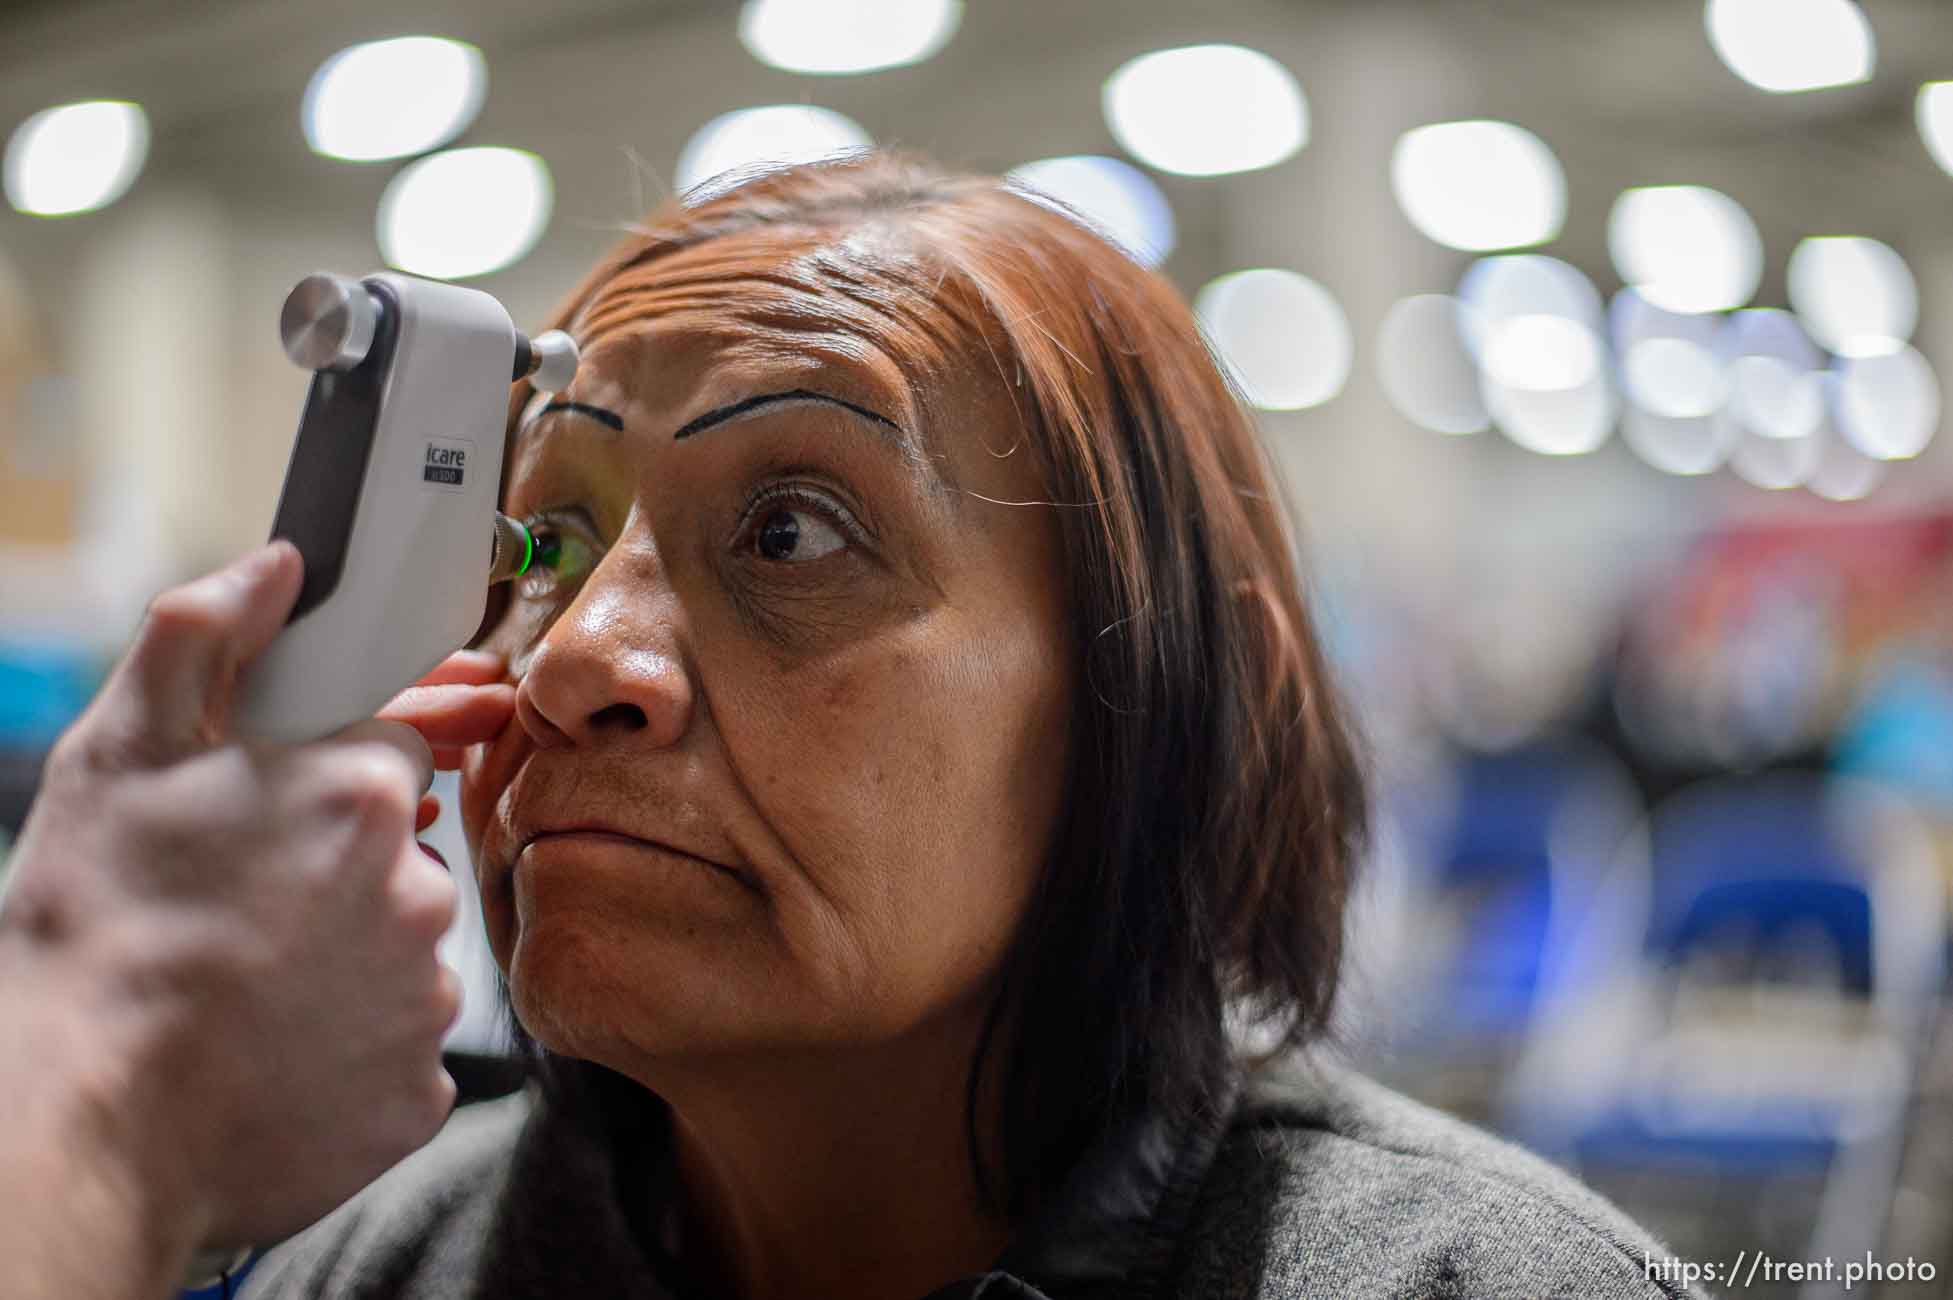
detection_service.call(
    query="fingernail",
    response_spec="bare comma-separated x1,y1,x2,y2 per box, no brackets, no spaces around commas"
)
419,842,449,871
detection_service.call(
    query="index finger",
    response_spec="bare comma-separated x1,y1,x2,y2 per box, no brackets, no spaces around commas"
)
375,683,516,749
96,542,303,761
412,650,506,689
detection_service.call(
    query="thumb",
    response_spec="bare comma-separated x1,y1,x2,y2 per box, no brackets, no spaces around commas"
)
99,540,304,760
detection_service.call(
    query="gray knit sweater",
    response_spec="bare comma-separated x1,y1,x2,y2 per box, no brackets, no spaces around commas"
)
239,1055,1704,1299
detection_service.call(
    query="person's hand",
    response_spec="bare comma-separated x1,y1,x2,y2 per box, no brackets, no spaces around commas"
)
375,647,518,855
0,540,514,1276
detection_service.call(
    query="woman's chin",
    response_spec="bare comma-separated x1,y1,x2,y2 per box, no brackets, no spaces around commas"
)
504,920,768,1068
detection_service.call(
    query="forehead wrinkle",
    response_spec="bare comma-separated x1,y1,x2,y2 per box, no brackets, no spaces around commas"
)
571,258,974,501
579,225,981,389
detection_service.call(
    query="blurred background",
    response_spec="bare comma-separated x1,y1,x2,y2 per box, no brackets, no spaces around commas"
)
3,0,1952,1294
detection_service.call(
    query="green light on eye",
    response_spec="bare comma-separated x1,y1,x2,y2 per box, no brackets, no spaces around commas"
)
535,532,562,571
517,519,535,576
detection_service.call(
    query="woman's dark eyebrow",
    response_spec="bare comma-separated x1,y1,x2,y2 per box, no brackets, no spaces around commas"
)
671,389,903,442
533,399,625,432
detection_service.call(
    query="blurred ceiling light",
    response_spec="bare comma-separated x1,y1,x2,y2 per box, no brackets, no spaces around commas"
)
1006,154,1175,267
1610,287,1721,352
1194,268,1350,411
1464,261,1616,455
1705,0,1874,93
1729,425,1821,490
1729,355,1824,440
1787,236,1917,357
377,147,551,279
1608,185,1762,313
1457,254,1603,360
1376,294,1488,434
302,37,485,162
1483,314,1601,393
1919,82,1953,176
1103,44,1307,177
4,100,148,217
1485,367,1616,456
1835,345,1940,459
1389,119,1564,252
1718,307,1823,370
1624,337,1728,420
1806,429,1886,501
1622,407,1735,476
739,0,961,74
675,105,870,198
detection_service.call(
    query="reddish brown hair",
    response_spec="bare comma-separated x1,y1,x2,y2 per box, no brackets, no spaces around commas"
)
492,152,1368,1216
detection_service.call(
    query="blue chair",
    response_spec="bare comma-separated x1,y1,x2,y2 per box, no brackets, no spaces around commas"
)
1363,734,1644,1068
1508,774,1944,1269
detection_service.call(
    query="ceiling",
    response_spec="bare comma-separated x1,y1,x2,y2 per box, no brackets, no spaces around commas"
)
3,0,1950,560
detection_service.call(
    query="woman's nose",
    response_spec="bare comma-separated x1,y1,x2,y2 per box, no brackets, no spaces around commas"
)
513,562,694,751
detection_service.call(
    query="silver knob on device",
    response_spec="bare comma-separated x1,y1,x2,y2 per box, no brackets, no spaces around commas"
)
514,329,579,394
280,273,379,372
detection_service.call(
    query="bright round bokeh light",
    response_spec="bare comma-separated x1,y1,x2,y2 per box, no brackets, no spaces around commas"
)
4,101,148,217
1486,367,1617,456
1623,408,1736,476
1728,355,1824,440
1457,254,1604,361
1787,236,1918,358
1376,294,1488,435
378,147,552,279
1705,0,1874,93
1719,307,1823,370
302,37,486,163
1624,337,1728,420
1195,268,1351,411
675,105,871,199
739,0,961,75
1608,185,1762,313
1920,83,1953,177
1006,155,1176,267
1835,345,1940,460
1807,426,1886,501
1390,120,1565,252
1103,44,1307,177
1611,287,1721,352
1730,425,1822,490
1484,314,1602,393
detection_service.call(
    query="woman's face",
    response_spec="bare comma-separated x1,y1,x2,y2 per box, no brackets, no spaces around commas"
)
460,229,1074,1075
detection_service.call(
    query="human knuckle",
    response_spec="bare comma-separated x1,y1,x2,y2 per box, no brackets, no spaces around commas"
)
142,585,226,641
396,864,458,941
45,724,113,783
321,752,415,830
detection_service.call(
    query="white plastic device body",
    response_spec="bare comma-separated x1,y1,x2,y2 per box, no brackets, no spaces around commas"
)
234,272,518,743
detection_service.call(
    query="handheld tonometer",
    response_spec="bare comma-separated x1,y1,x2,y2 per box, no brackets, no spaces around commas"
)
233,272,577,742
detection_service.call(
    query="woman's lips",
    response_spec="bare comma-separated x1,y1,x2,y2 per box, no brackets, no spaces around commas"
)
516,825,753,889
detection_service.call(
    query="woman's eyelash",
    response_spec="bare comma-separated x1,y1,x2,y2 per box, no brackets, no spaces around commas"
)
740,483,872,551
510,477,872,571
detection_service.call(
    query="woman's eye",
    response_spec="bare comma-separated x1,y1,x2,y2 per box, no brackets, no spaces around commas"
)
516,522,598,600
752,505,847,563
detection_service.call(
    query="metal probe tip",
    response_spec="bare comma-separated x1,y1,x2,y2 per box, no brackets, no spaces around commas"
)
488,512,536,585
